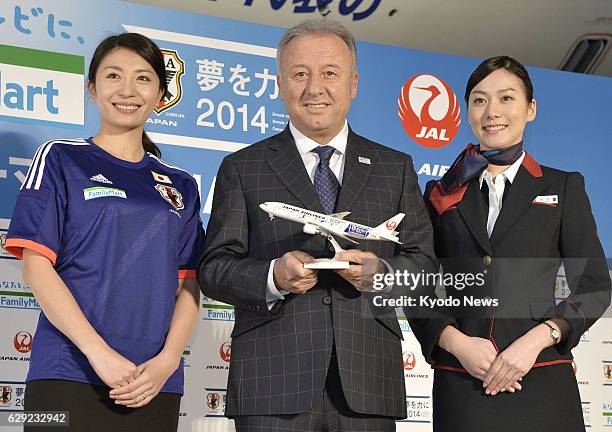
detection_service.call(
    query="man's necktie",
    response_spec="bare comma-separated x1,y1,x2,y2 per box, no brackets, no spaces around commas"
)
312,146,339,214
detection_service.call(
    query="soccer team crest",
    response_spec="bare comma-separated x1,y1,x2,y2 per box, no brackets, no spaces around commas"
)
155,184,184,210
155,49,185,114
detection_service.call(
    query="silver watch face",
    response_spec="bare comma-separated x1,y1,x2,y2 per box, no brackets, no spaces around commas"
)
551,328,560,339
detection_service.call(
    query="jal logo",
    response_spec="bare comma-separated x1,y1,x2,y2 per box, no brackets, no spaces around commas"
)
403,351,416,371
398,74,461,149
219,341,231,363
385,220,397,231
13,331,32,353
155,49,184,115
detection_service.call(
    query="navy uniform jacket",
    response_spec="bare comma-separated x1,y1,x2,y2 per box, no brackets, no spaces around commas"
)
416,152,610,373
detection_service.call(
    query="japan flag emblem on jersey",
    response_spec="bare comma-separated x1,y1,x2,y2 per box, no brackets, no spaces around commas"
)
151,171,172,184
155,184,184,210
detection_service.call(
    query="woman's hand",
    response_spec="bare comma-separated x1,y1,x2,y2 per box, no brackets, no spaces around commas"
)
22,249,141,389
454,336,499,380
483,324,551,395
439,326,497,380
109,352,180,408
439,326,522,393
85,344,140,389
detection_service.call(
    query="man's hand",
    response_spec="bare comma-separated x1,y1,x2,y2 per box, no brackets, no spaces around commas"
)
334,250,385,292
273,251,318,294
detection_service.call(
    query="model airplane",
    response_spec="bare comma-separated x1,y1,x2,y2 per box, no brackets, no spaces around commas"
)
259,201,404,254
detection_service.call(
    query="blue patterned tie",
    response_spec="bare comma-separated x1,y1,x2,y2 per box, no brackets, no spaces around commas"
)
312,145,339,214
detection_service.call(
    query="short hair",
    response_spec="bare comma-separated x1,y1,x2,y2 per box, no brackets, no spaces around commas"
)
276,18,357,74
465,55,534,104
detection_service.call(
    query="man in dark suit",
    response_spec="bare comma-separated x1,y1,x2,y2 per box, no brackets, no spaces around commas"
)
198,18,436,431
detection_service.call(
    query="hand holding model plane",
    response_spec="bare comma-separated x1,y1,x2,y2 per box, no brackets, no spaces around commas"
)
261,202,399,291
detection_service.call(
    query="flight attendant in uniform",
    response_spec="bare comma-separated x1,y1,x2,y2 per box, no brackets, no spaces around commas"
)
416,56,610,431
5,33,205,431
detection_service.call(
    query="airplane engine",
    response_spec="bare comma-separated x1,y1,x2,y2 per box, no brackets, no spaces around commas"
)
303,223,319,235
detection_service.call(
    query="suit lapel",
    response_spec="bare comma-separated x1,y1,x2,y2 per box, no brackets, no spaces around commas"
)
457,179,492,255
335,130,373,212
490,166,548,244
265,127,325,213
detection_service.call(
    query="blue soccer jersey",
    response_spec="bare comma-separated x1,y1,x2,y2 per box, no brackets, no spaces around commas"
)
6,138,205,394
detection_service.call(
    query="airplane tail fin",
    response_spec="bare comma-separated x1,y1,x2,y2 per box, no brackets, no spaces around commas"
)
373,213,405,242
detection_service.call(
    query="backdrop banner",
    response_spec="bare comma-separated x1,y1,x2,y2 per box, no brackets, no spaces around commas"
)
1,1,610,430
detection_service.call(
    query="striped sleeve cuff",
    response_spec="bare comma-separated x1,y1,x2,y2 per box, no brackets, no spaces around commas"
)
4,238,57,265
178,269,197,279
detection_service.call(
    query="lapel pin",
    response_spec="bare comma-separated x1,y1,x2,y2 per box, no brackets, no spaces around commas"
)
358,156,371,165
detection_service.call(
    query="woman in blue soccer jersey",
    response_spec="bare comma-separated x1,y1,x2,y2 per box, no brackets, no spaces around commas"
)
414,56,610,431
5,33,205,431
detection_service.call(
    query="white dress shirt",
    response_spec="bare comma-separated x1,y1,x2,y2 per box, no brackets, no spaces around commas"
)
266,121,349,308
479,152,525,237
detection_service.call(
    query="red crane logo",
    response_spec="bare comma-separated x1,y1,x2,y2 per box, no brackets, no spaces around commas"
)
398,74,461,149
385,220,397,231
13,331,32,353
403,351,417,371
219,341,231,362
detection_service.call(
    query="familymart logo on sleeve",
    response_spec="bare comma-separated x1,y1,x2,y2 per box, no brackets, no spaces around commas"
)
0,44,84,125
83,187,127,201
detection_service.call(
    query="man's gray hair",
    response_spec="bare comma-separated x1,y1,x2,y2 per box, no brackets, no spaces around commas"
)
276,18,357,75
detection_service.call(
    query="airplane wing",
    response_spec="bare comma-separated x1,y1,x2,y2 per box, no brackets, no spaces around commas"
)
330,211,351,219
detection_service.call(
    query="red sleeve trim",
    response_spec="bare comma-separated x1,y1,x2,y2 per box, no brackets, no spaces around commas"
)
433,359,574,375
4,238,57,265
532,359,574,369
178,269,196,279
432,365,468,373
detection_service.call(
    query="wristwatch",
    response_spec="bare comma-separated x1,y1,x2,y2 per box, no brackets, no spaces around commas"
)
543,321,560,344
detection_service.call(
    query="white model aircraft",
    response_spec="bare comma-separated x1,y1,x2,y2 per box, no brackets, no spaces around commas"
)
259,201,404,253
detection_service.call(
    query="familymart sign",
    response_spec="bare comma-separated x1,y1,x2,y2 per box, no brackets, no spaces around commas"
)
0,44,84,125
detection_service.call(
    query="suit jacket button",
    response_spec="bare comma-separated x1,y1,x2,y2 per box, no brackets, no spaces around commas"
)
322,295,332,305
483,255,492,266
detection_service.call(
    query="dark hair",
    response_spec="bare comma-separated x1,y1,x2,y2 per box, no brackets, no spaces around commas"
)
88,33,166,158
464,56,534,105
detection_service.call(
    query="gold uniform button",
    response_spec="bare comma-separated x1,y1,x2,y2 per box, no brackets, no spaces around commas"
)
483,255,492,266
